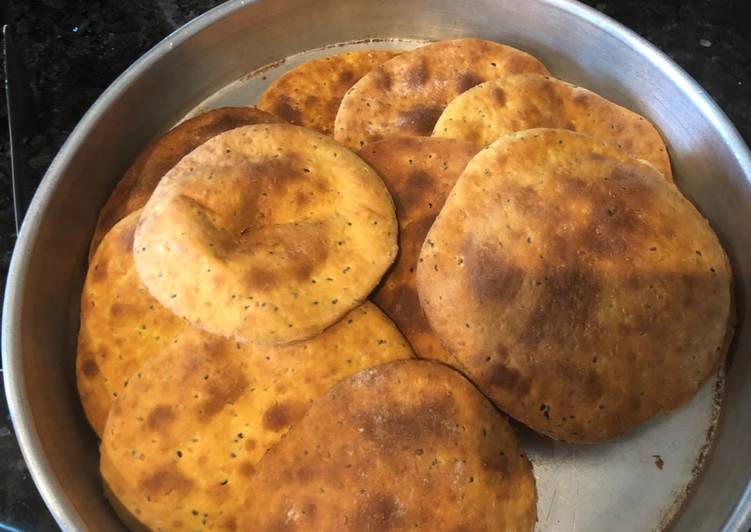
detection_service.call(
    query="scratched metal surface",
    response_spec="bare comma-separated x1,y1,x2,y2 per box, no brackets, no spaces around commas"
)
189,40,724,532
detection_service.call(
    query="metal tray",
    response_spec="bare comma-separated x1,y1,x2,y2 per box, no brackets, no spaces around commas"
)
3,1,750,531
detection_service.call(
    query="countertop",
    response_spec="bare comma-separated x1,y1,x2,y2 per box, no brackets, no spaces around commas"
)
0,0,749,530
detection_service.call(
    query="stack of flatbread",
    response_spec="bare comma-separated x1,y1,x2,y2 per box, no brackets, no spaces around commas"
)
77,39,733,531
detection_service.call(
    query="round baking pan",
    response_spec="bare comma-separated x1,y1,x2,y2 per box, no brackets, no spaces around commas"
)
3,0,750,530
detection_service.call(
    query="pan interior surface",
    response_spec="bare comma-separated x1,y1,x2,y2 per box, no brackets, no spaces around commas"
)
2,1,749,531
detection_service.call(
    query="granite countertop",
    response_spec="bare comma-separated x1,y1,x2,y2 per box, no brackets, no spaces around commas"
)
0,0,749,530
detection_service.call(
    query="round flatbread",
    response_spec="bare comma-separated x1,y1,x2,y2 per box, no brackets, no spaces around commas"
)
334,38,549,150
100,303,413,532
90,106,282,257
258,50,399,135
433,74,673,180
239,360,537,531
359,137,477,364
417,128,734,443
77,210,188,436
133,123,398,344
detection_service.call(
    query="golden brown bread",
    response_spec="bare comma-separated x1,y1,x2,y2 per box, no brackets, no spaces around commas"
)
76,210,187,435
238,360,537,531
433,74,673,180
417,128,734,443
359,137,477,364
133,123,398,344
258,50,399,135
100,303,414,532
90,106,282,256
334,38,549,150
